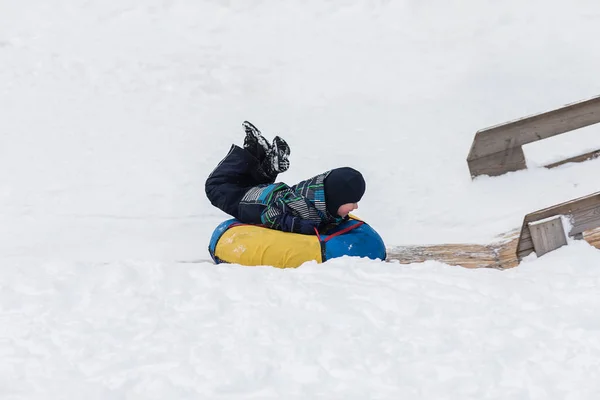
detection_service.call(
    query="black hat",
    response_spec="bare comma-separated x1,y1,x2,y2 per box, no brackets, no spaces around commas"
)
324,167,366,217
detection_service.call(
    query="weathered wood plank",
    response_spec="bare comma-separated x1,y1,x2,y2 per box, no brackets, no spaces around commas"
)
528,217,568,257
385,225,600,270
516,192,600,259
386,230,520,270
469,95,600,159
466,145,527,177
467,95,600,177
386,243,497,269
545,149,600,169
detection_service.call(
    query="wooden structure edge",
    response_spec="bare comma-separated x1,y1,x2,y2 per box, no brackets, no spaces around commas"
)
467,95,600,178
386,226,600,270
386,191,600,269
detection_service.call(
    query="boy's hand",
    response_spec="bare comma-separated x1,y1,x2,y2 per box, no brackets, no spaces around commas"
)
276,212,321,235
297,219,321,235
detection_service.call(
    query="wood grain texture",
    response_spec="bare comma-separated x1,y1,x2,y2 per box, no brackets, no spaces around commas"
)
386,230,520,270
469,95,600,158
467,145,527,177
386,226,600,270
545,149,600,169
517,192,600,259
528,217,568,257
467,95,600,178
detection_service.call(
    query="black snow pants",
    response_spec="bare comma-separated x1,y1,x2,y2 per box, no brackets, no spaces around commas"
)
205,145,276,223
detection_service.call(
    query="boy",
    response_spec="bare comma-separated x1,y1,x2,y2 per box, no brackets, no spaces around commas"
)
205,121,366,235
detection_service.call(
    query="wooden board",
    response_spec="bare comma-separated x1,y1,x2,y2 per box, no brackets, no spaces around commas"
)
467,95,600,177
516,192,600,260
386,230,520,270
545,149,600,169
469,95,600,158
466,144,527,178
386,226,600,270
528,216,568,257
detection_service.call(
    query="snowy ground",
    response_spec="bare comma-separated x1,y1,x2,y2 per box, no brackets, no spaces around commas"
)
2,1,600,398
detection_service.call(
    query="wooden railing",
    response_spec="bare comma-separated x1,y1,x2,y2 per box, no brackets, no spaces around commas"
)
467,95,600,178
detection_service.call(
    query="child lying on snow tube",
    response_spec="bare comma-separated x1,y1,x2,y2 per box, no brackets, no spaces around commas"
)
205,121,366,236
204,121,384,268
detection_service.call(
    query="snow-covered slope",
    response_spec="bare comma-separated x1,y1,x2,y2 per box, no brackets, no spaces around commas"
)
2,1,600,398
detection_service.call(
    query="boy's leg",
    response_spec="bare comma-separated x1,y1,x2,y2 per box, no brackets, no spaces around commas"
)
205,145,276,218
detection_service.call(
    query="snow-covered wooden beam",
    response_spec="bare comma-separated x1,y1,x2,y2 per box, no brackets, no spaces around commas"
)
386,230,520,270
386,191,600,268
516,191,600,260
527,216,568,257
467,95,600,178
386,226,600,270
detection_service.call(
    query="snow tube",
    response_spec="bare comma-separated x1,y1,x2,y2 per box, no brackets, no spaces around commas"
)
208,216,386,268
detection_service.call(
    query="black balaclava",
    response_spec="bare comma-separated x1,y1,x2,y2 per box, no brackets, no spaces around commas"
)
323,167,366,217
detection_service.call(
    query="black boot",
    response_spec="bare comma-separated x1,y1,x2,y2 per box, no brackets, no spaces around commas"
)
263,136,290,176
242,121,271,163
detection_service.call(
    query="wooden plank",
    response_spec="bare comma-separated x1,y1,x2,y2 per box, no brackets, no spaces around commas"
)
385,225,600,270
528,217,568,257
467,144,527,177
386,243,497,269
468,95,600,160
386,230,520,270
518,194,600,258
517,192,600,259
545,149,600,169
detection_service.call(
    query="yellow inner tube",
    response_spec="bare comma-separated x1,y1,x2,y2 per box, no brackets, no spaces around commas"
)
214,224,323,268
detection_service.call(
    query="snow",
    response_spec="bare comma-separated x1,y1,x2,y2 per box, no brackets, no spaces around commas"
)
2,0,600,398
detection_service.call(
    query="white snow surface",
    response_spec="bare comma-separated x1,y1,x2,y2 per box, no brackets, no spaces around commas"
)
2,1,600,398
